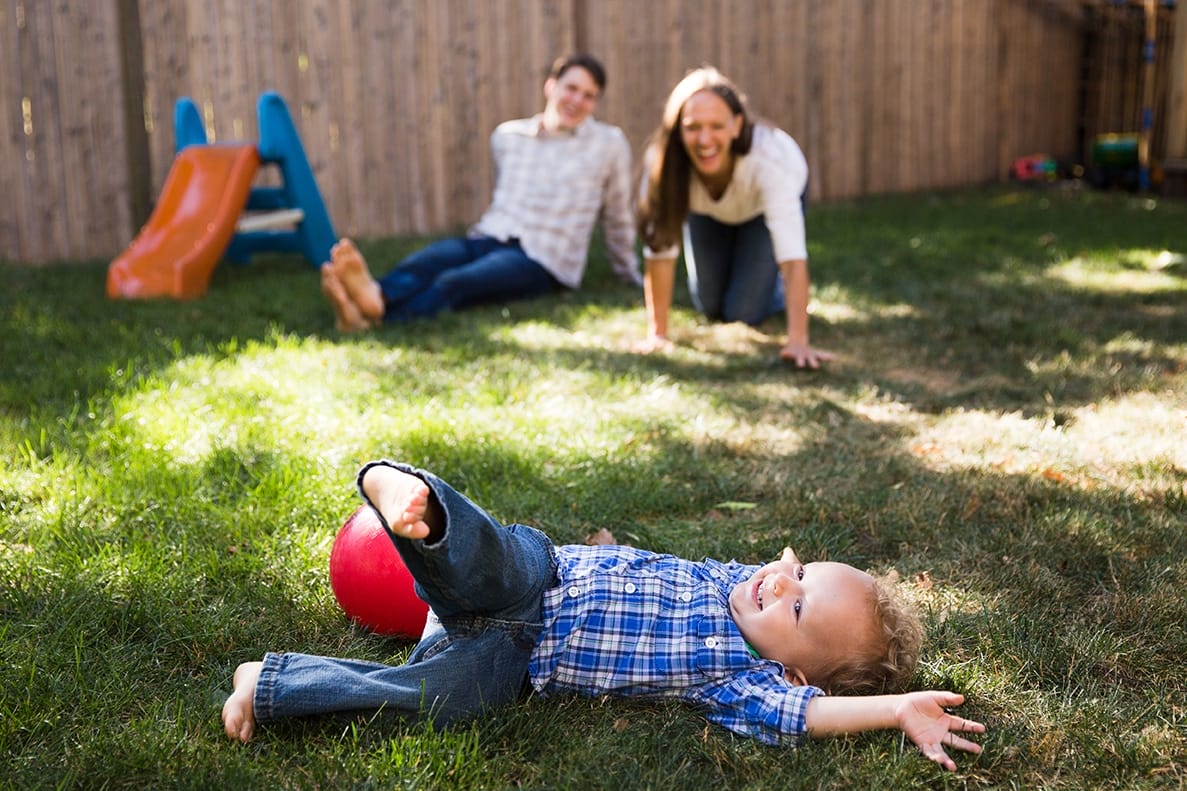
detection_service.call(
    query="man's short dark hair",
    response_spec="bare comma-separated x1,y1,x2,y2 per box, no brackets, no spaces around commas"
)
549,53,607,92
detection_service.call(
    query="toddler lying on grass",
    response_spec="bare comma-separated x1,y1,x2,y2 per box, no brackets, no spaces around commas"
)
223,461,984,770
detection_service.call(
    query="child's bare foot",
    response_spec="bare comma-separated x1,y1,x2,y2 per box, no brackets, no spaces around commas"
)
320,264,374,333
361,466,436,540
331,239,385,323
222,661,263,742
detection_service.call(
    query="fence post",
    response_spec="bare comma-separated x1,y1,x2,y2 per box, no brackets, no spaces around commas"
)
572,0,588,53
1139,0,1157,191
1165,0,1187,160
116,0,151,237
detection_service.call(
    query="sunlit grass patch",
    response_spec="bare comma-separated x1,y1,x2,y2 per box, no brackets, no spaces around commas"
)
1047,254,1185,294
104,339,392,467
905,391,1185,497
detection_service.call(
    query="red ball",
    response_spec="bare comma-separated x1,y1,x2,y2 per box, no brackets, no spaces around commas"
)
329,505,430,637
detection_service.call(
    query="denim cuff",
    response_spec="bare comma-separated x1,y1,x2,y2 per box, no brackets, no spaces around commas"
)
355,459,450,549
252,651,288,723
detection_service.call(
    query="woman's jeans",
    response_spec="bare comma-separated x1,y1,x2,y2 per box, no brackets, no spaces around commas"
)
683,214,785,326
377,235,558,320
252,463,557,728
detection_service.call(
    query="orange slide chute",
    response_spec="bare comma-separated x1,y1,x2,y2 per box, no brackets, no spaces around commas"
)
107,145,260,300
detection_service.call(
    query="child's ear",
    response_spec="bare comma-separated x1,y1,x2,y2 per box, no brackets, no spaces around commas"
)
784,666,810,687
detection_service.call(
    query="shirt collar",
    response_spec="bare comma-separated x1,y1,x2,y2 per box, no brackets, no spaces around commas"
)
533,113,586,139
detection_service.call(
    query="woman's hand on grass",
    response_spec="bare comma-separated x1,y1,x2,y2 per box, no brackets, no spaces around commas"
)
779,340,835,369
632,334,673,354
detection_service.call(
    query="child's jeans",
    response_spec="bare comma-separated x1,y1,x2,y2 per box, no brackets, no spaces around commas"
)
252,462,558,727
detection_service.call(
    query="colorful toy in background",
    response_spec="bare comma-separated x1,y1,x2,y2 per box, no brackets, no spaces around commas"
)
1010,153,1058,182
106,92,336,300
329,505,430,638
1086,132,1161,191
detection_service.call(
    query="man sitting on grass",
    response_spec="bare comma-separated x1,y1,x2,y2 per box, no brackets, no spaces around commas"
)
223,461,985,770
319,52,639,331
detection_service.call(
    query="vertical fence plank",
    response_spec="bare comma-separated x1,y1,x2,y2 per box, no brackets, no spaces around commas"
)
321,1,358,237
1164,2,1187,159
117,0,150,236
865,0,888,195
75,1,131,252
137,1,186,192
815,0,841,198
980,0,1000,184
20,1,68,262
49,3,86,254
419,0,449,229
996,0,1015,181
951,0,967,185
445,0,486,226
0,0,29,260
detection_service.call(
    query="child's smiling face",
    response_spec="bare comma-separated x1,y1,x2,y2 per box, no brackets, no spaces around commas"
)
729,548,877,686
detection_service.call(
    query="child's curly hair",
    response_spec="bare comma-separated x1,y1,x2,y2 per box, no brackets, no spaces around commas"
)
816,572,923,695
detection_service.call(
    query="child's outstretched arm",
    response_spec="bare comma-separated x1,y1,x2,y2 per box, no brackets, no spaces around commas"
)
804,691,985,771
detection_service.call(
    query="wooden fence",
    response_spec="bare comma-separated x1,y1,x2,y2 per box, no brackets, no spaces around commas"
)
0,0,1163,265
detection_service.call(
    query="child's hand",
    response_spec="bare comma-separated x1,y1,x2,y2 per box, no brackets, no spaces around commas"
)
894,691,985,771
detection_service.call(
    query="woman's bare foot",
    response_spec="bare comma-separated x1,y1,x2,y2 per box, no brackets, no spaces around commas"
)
361,466,438,541
222,661,263,743
320,265,374,333
331,239,385,323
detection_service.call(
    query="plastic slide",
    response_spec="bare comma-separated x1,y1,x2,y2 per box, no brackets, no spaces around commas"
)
106,145,260,299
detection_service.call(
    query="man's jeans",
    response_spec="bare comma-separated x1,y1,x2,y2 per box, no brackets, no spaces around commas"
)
378,235,557,320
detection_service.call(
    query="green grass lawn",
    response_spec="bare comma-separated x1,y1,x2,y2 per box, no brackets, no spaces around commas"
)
2,186,1184,789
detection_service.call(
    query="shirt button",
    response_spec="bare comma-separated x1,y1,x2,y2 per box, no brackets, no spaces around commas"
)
680,592,692,602
624,583,637,594
704,637,720,648
567,586,581,598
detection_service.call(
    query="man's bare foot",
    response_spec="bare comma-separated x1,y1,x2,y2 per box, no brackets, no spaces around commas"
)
331,239,385,323
222,661,263,743
321,265,374,333
361,466,437,540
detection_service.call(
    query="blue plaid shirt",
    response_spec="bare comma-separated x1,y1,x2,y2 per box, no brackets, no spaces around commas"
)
527,545,823,745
